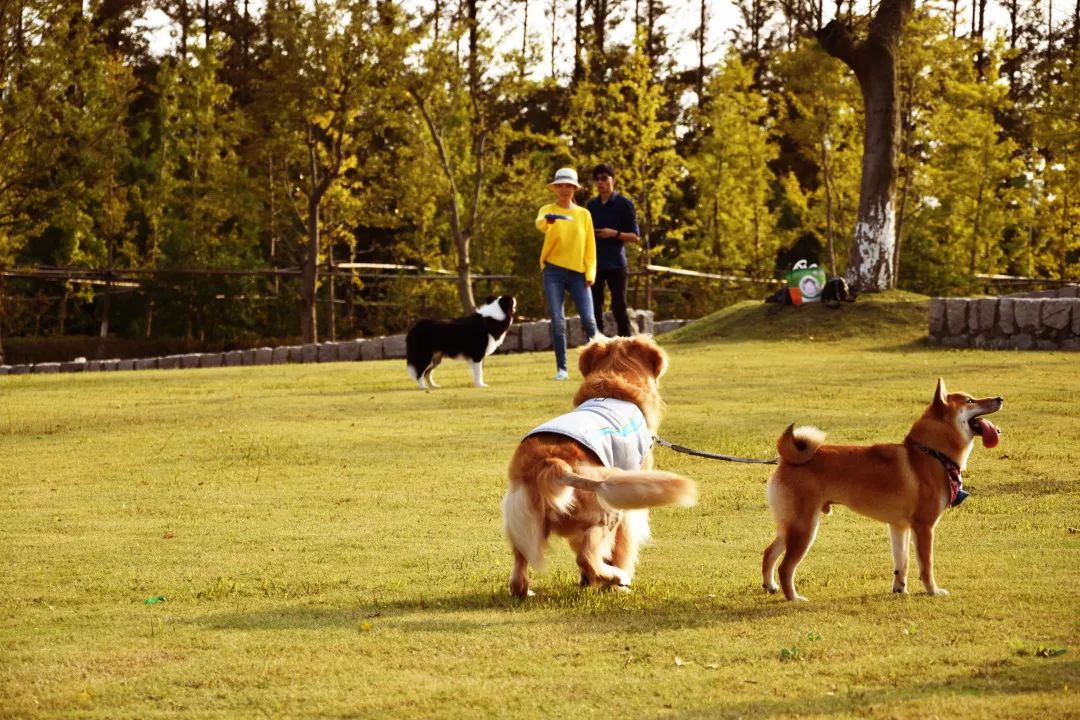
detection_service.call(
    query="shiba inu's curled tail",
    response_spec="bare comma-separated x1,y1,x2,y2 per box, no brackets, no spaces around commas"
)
542,459,697,511
777,424,826,465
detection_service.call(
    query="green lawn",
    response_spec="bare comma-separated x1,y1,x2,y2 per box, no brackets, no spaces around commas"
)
2,294,1078,718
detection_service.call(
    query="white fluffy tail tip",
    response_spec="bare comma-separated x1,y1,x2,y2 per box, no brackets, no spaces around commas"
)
793,426,826,445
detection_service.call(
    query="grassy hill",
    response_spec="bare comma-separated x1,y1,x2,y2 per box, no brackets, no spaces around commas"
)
666,290,931,345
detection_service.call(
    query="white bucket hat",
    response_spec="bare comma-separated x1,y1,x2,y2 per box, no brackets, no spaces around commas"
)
549,167,580,188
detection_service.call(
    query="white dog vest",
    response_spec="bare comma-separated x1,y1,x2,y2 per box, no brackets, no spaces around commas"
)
525,398,651,471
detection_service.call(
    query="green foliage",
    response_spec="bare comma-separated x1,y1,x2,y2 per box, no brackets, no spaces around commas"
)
899,15,1026,296
682,50,782,278
566,30,681,268
1,2,1078,345
773,40,864,278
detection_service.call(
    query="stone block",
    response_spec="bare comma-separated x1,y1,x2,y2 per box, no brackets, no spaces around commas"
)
567,316,585,347
117,359,136,371
136,357,158,370
302,344,318,363
1056,285,1079,299
85,361,102,371
337,340,362,362
271,347,289,364
224,350,244,367
655,320,686,335
1041,298,1073,331
317,343,339,363
523,321,551,352
997,298,1016,334
200,353,223,368
286,346,304,363
360,337,384,361
1036,339,1059,350
100,359,120,371
180,354,202,369
9,364,32,375
383,334,407,359
1061,337,1080,351
60,360,86,373
1010,333,1034,350
157,355,181,370
940,335,968,348
0,365,10,375
1013,298,1041,332
254,347,273,365
241,349,257,366
638,310,655,335
928,298,947,336
945,298,969,335
975,298,998,332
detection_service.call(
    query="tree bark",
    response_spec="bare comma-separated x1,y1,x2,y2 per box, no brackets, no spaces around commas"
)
815,0,913,293
409,88,478,313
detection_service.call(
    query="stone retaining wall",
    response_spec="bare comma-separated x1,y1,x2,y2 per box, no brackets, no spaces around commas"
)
1,309,690,375
927,285,1080,350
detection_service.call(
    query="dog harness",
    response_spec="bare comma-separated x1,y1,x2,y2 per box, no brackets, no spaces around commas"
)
911,440,969,507
525,398,651,471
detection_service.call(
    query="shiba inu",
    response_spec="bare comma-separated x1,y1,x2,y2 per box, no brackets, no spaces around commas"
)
405,295,516,389
762,379,1003,601
500,336,697,597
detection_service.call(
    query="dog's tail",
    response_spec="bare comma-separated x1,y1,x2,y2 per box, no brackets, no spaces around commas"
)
538,458,697,511
777,424,826,465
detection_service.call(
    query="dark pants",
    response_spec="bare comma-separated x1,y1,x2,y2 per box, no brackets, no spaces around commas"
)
591,266,632,336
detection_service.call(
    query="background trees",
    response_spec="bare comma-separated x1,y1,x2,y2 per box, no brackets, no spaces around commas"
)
1,0,1077,351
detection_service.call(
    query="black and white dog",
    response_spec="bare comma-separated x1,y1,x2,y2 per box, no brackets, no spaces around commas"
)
406,295,516,389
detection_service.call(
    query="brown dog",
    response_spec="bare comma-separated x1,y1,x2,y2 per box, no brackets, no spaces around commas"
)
501,336,697,597
762,379,1003,601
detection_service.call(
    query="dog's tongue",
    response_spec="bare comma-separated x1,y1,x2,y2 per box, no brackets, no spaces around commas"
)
973,418,1001,449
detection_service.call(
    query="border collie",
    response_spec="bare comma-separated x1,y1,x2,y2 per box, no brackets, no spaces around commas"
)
405,295,516,389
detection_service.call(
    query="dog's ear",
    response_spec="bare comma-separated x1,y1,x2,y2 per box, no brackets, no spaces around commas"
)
578,336,610,377
484,295,497,305
933,378,948,409
632,336,668,378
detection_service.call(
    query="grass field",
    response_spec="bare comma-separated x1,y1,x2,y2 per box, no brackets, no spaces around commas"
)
2,293,1078,718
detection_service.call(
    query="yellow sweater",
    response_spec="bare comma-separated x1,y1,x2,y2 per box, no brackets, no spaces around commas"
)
536,203,596,283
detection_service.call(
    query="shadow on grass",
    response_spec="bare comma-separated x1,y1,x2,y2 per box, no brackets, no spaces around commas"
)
674,657,1079,719
187,584,833,635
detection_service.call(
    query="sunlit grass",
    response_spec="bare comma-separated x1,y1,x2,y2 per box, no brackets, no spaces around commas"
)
1,296,1077,718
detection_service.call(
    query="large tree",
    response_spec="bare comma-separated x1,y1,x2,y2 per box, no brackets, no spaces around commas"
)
814,0,914,293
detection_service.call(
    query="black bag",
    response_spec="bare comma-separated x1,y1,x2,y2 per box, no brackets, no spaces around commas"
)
764,286,792,305
821,277,855,306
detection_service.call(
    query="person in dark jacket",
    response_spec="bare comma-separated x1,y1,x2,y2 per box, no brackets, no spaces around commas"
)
586,163,640,337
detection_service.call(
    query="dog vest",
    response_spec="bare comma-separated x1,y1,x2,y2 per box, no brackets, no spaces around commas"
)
525,398,651,471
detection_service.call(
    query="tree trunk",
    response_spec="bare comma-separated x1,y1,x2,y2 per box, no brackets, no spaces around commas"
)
301,191,319,343
573,0,583,82
815,0,913,294
0,277,5,365
409,88,477,313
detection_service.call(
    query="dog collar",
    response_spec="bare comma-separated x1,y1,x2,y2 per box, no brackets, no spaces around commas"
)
910,440,968,507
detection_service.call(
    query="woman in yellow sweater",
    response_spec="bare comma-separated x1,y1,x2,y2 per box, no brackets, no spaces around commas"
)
535,167,599,380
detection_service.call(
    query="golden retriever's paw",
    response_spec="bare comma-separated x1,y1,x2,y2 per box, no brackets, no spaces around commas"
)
790,595,810,602
763,582,779,594
928,587,949,597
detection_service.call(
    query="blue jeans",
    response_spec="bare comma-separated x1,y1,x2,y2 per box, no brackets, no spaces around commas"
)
542,263,599,371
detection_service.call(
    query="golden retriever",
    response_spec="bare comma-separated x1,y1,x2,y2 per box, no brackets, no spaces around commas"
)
501,336,697,597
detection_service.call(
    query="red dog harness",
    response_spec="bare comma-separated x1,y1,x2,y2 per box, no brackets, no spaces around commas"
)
910,440,969,507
